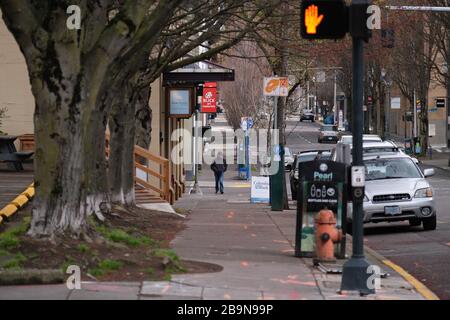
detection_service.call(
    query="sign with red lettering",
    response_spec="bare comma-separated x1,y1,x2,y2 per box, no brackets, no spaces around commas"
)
201,86,217,113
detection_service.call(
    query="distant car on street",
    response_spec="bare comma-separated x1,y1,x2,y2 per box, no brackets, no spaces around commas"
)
300,110,315,122
318,125,339,143
347,153,437,231
289,150,332,200
284,147,295,170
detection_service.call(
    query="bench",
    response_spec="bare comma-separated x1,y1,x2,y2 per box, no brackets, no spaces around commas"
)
0,136,34,171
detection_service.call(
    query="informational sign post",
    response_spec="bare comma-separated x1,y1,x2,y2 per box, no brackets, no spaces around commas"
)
251,176,270,203
295,161,348,258
263,77,289,97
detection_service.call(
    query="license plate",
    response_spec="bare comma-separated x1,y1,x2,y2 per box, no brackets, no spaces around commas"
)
385,206,401,215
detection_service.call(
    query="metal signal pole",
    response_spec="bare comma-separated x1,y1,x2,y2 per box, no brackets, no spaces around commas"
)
340,0,375,296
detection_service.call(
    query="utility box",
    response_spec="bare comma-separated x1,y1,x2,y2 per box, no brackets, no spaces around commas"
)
295,160,348,258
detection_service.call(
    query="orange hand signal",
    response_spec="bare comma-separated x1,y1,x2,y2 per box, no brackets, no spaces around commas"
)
305,5,324,35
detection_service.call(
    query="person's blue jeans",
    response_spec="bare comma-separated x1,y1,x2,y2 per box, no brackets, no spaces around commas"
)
215,172,224,194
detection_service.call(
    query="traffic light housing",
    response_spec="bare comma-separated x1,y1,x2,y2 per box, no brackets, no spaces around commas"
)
300,0,348,39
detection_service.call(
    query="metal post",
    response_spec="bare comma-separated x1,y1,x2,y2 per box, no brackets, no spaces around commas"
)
447,32,450,149
413,89,418,138
306,80,310,111
383,76,391,140
341,35,374,296
271,96,283,211
190,109,202,194
334,71,338,125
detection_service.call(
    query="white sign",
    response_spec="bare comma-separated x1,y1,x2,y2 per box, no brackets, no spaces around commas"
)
391,97,401,109
251,176,270,203
429,124,436,137
338,110,344,130
351,166,366,187
315,71,326,83
264,77,289,97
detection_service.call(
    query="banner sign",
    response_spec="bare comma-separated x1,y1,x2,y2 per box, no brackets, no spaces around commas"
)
201,84,217,113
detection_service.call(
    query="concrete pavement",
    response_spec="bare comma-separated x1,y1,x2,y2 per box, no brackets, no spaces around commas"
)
0,171,429,300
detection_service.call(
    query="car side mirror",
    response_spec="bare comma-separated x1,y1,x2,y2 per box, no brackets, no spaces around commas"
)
423,168,435,178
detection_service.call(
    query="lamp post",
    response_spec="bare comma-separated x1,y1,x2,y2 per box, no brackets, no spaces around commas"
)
381,69,393,140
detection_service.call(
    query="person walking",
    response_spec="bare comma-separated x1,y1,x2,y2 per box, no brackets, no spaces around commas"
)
211,151,227,194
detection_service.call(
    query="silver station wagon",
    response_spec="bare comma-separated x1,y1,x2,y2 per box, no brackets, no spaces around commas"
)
347,153,437,231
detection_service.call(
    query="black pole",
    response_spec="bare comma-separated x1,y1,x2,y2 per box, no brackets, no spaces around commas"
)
351,36,365,258
341,2,375,294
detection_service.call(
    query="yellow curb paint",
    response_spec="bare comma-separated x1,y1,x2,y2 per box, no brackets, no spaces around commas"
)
0,204,18,218
12,195,29,208
0,183,35,226
382,259,439,300
23,187,35,198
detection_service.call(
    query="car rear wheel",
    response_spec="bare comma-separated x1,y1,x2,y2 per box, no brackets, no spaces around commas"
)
422,216,437,231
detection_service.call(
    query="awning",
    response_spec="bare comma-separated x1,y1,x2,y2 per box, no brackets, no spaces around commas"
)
163,60,234,84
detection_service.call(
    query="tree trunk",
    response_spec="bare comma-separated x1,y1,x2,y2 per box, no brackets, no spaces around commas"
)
108,83,139,207
108,78,152,207
29,75,109,238
135,86,153,150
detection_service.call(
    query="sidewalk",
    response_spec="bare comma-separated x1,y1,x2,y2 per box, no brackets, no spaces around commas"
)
167,172,428,300
0,168,434,300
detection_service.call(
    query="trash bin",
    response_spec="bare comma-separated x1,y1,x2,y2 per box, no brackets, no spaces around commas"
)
404,138,413,155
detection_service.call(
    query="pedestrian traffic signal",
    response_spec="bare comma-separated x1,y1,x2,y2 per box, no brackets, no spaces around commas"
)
300,0,348,39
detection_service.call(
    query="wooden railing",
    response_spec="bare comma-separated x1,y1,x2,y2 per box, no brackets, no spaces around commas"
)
105,134,174,204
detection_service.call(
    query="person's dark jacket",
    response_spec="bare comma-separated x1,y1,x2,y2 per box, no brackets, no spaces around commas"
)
211,159,227,174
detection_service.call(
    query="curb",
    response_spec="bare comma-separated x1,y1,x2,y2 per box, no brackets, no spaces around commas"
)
0,183,35,225
364,244,440,300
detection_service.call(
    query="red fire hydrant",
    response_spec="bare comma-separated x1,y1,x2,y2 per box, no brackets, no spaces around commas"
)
314,209,342,264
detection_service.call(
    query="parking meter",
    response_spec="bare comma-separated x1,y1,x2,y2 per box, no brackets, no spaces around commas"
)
295,160,348,258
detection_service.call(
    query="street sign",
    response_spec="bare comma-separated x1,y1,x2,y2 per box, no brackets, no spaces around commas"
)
295,161,348,258
300,0,348,39
201,83,217,113
436,98,446,108
391,97,401,109
247,118,254,129
263,77,289,97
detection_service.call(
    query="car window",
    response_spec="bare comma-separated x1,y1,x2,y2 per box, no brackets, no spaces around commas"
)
318,152,332,160
364,147,398,154
365,138,382,142
285,148,291,156
296,154,318,168
365,158,422,181
321,126,337,132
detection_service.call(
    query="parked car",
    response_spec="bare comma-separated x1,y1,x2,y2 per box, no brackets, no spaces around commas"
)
347,153,437,231
332,140,420,164
300,111,315,122
318,125,339,143
284,147,295,170
338,134,383,145
289,150,331,200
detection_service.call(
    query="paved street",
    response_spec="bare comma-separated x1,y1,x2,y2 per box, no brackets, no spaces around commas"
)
0,163,33,209
285,119,450,300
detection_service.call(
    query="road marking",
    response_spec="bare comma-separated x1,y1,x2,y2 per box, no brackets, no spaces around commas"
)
382,259,440,300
